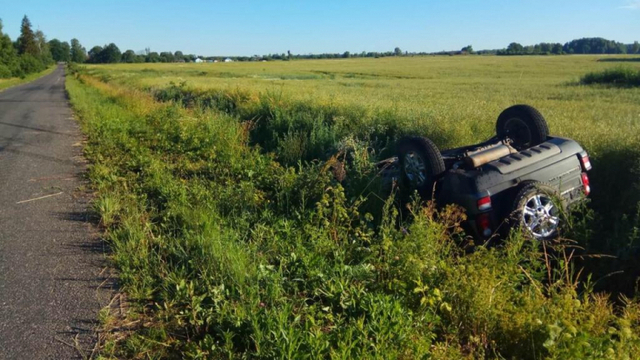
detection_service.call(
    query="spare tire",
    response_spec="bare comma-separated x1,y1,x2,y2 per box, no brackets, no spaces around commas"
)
397,136,445,198
496,105,549,150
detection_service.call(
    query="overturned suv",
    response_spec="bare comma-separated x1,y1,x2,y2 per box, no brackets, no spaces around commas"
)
391,105,591,241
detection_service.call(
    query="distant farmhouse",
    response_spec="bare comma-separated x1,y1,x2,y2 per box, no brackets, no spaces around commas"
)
193,57,234,63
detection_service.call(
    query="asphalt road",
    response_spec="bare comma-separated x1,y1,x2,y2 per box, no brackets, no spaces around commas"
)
0,66,112,359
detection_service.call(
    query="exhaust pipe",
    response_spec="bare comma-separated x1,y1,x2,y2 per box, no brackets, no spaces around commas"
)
464,144,516,168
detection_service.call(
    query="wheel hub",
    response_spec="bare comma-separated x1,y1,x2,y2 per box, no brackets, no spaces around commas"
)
522,194,559,239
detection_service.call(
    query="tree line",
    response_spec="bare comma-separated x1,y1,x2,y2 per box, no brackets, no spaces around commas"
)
1,15,86,78
478,38,640,56
81,46,410,63
61,37,640,64
2,15,640,76
1,16,52,78
61,37,640,65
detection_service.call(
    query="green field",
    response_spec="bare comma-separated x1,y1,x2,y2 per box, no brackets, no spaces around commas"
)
84,55,640,152
68,56,640,359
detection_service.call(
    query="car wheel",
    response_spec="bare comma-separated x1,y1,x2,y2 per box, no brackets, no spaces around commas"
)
510,183,563,241
396,136,445,198
496,105,549,150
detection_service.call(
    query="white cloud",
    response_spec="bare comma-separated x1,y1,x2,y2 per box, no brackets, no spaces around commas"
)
620,0,640,9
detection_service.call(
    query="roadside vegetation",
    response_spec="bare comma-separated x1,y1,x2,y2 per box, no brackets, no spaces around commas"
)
67,56,640,359
0,65,55,91
0,14,87,88
0,16,55,78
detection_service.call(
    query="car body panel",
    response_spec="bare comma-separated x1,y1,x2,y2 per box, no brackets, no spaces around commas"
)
384,136,590,239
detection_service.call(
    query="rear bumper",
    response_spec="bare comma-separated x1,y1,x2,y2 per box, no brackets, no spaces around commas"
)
468,179,589,240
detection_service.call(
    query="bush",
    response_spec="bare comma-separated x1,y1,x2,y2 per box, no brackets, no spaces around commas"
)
581,67,640,87
152,83,410,166
18,54,45,76
0,64,11,78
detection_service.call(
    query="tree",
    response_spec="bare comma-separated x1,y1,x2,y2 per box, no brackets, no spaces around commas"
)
0,19,19,77
146,52,160,63
19,53,45,74
506,42,524,54
394,47,402,56
101,43,121,63
617,43,627,54
88,46,103,63
61,41,71,61
174,50,184,61
17,15,38,56
49,39,70,62
461,45,474,54
342,51,350,58
563,38,627,55
121,49,136,63
34,30,52,64
159,51,174,62
632,41,640,55
70,38,86,63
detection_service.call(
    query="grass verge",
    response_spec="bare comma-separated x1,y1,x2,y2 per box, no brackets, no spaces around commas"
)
0,66,56,92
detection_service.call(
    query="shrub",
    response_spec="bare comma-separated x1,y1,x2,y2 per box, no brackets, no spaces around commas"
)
18,54,45,75
0,64,12,78
581,67,640,87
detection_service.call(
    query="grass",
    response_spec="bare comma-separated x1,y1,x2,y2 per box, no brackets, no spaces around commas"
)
597,57,640,63
581,67,640,87
0,66,56,92
65,56,640,359
84,55,640,253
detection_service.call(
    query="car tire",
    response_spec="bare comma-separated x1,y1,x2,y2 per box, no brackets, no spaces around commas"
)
510,182,563,241
496,105,549,150
397,136,445,198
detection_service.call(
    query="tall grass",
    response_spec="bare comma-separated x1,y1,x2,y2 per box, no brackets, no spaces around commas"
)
66,59,640,359
581,67,640,87
144,64,640,296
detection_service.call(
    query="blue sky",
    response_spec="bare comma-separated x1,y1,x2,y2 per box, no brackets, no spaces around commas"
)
1,0,639,56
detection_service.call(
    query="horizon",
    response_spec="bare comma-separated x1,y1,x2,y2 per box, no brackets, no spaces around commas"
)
1,0,639,57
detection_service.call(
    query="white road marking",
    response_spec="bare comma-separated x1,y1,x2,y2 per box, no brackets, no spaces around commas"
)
16,192,64,204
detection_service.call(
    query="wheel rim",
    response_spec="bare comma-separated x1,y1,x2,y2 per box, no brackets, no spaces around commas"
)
403,151,427,186
521,194,559,239
504,118,532,148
